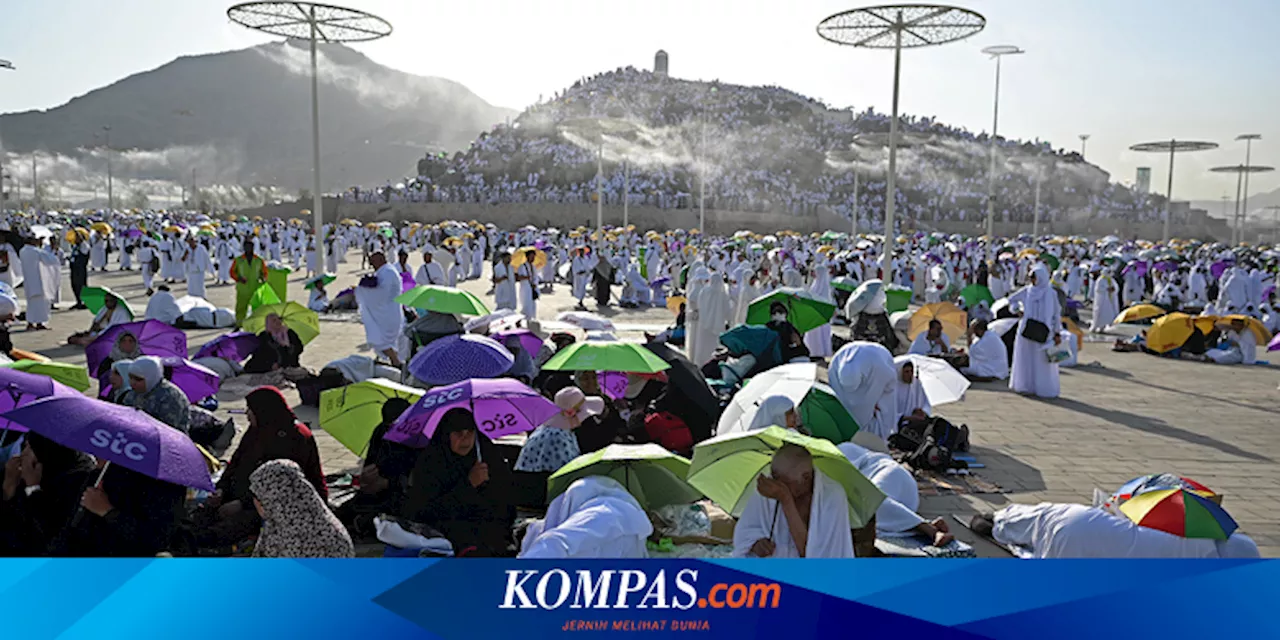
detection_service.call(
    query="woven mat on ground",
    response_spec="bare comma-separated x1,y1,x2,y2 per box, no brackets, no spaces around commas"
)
914,469,1005,496
319,311,362,323
218,370,294,400
875,535,976,558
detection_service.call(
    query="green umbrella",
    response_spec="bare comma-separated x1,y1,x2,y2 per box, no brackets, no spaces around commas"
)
541,341,671,374
959,284,996,309
395,285,490,316
687,426,883,526
745,288,837,333
0,360,91,392
79,286,134,320
717,363,857,444
248,283,281,312
1041,253,1061,271
548,444,702,508
304,274,337,290
819,231,846,242
884,285,913,314
319,378,425,456
831,277,859,293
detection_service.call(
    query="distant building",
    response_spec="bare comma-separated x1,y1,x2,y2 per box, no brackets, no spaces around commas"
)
1136,167,1151,194
654,50,668,77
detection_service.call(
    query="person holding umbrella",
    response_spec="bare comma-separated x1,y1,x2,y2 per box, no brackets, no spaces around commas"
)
242,313,304,374
66,290,132,347
732,444,854,558
402,408,514,557
0,434,97,555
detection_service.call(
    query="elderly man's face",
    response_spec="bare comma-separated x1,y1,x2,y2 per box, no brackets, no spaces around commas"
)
772,460,813,501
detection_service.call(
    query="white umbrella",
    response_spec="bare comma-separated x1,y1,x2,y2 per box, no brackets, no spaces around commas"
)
894,354,969,407
555,311,615,332
845,279,885,316
464,309,524,333
988,318,1019,337
718,362,818,436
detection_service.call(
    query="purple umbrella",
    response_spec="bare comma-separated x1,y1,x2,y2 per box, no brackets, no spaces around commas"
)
0,395,214,490
158,357,220,401
125,229,143,239
1269,334,1280,352
1211,260,1231,280
0,368,81,434
1153,260,1177,273
408,333,514,386
1121,261,1149,278
85,320,188,377
400,269,417,294
192,331,261,362
386,378,558,448
493,329,545,359
598,371,628,400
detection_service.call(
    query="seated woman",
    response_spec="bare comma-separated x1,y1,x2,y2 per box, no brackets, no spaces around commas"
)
51,461,187,557
306,278,331,313
0,433,97,555
515,386,602,473
748,394,806,434
250,459,354,558
95,330,143,385
336,398,417,539
67,292,132,346
194,386,326,550
126,357,190,434
571,371,628,454
243,313,304,374
104,359,136,405
402,408,514,557
519,476,652,559
766,302,810,363
894,358,932,435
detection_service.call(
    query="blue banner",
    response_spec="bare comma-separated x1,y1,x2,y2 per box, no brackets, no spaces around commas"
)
3,559,1276,639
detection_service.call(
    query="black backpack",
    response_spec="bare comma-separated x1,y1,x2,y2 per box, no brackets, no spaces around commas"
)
889,416,970,472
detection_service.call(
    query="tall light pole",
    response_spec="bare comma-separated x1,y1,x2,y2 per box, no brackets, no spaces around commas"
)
819,5,986,278
1079,134,1090,159
1237,134,1261,238
1129,139,1217,243
0,60,12,212
229,2,392,249
981,45,1023,239
1211,164,1274,244
103,126,114,211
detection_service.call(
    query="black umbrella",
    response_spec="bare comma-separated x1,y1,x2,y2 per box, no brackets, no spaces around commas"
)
643,341,720,443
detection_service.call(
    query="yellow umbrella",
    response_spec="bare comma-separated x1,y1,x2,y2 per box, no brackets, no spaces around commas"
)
509,247,547,269
1145,313,1194,354
225,214,238,222
816,245,835,254
1115,304,1167,324
1016,248,1041,259
1221,315,1272,345
90,222,112,234
163,225,182,234
65,228,90,244
1192,315,1218,335
252,216,263,222
442,237,465,248
666,295,687,315
908,302,968,342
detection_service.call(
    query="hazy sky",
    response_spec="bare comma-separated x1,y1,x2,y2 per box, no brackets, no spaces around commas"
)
2,0,1278,202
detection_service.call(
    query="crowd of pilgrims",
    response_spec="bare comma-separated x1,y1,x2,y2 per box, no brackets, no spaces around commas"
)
343,66,1161,230
0,207,1270,559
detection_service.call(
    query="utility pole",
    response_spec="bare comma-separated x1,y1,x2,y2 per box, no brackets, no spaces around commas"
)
1078,134,1090,159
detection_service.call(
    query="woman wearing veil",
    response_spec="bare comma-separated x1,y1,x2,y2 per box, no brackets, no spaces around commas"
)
1007,264,1062,398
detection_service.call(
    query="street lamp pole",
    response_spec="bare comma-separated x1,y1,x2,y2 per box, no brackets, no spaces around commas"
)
1238,134,1261,242
104,126,114,211
1079,134,1089,159
983,45,1023,239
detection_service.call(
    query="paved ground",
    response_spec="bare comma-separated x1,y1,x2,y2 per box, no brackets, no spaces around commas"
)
14,258,1280,557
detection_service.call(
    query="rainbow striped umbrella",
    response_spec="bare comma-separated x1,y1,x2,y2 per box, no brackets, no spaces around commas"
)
1120,488,1238,540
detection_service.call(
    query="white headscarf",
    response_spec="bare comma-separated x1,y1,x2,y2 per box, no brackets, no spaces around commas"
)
747,395,795,431
129,355,164,392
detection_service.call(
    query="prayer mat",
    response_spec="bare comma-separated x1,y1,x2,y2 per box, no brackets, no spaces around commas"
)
219,370,293,400
874,535,976,558
915,469,1005,496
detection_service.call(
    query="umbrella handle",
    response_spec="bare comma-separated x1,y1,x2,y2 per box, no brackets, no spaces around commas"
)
69,462,112,529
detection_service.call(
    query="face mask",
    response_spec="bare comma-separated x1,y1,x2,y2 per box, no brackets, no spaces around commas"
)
772,313,787,323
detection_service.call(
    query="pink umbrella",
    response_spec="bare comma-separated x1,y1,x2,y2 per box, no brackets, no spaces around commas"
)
385,378,558,448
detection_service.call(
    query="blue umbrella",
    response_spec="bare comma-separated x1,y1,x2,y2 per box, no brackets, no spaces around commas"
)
408,333,514,386
0,395,214,490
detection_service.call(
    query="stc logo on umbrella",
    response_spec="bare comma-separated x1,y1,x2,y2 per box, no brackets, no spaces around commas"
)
499,569,781,611
89,429,149,461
